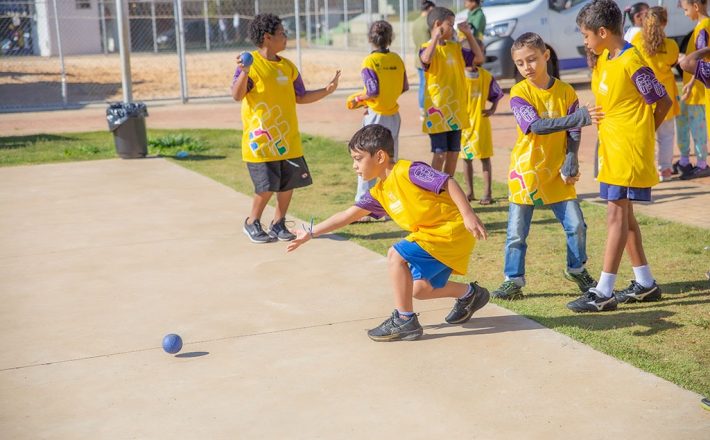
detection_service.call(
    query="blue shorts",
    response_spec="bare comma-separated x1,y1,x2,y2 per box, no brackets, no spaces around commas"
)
429,130,462,153
392,240,452,289
600,183,652,202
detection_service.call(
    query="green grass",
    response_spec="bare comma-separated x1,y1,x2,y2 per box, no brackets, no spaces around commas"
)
2,128,709,396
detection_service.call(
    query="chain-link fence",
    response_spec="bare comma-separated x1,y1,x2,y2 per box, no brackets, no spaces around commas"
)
0,0,464,112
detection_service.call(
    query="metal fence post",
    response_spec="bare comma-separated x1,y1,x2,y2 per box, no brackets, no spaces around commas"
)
174,0,188,103
295,0,302,71
99,0,108,54
116,0,133,102
305,0,311,44
344,0,348,49
50,0,68,105
399,0,406,65
324,0,329,45
203,0,210,51
151,0,158,53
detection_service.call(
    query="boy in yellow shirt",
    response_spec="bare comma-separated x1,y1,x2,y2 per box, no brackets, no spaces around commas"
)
570,0,671,312
287,125,489,341
420,6,484,176
232,13,340,243
492,32,602,301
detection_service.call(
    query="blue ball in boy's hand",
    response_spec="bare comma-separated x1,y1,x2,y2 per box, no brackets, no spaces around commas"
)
162,333,183,354
240,51,253,67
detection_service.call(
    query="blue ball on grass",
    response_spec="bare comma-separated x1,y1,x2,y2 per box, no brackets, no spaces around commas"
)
162,333,183,354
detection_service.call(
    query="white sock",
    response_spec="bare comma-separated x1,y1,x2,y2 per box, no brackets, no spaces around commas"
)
458,283,474,299
594,272,616,298
632,265,654,288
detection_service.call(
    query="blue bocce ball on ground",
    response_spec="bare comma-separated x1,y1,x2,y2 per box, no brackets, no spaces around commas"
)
162,333,183,354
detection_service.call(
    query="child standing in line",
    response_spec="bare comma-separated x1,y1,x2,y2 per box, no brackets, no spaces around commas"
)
631,7,680,181
420,6,484,176
675,0,710,179
569,0,671,312
347,20,408,204
412,1,436,119
464,0,486,40
232,13,340,243
459,52,504,204
623,2,649,42
491,32,601,301
288,125,489,341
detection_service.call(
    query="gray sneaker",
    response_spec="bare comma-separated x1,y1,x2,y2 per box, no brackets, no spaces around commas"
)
563,268,597,293
445,282,490,324
367,310,423,342
243,218,275,243
680,166,710,180
268,218,296,241
492,280,524,300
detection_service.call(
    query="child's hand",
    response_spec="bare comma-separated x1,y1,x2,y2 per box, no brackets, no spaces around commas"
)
326,70,341,94
560,172,580,185
236,54,250,72
464,212,488,240
457,21,472,36
681,80,694,101
286,230,311,252
585,104,604,125
432,24,445,43
482,108,495,117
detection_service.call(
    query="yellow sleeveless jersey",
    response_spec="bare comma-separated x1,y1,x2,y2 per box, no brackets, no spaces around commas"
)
361,51,406,116
508,79,579,206
460,68,497,160
595,47,661,188
631,33,680,120
369,160,475,275
421,41,470,134
241,51,303,163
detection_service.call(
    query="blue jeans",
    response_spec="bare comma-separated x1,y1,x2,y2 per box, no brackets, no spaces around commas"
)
417,67,425,111
503,200,587,283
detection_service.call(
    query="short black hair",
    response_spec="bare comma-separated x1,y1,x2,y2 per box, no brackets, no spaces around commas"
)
249,13,282,47
427,6,454,30
369,20,393,50
348,125,395,158
511,32,547,55
577,0,622,35
420,1,435,11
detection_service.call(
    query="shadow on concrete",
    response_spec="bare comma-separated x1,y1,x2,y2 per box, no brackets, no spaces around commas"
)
420,314,542,340
175,351,210,358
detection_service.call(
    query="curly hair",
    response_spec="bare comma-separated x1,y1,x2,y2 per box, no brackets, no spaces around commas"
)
369,20,393,50
348,125,395,158
577,0,622,35
642,7,667,57
249,13,282,47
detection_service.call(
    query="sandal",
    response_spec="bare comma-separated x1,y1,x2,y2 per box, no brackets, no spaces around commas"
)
479,197,495,205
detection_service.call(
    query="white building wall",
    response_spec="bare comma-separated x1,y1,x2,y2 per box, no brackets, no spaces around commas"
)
35,0,102,56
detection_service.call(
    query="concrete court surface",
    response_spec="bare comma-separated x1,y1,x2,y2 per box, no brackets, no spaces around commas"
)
1,158,708,439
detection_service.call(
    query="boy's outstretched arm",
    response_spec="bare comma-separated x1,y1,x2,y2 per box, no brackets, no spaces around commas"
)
652,94,672,130
446,177,488,240
287,205,371,252
296,70,341,104
679,47,710,75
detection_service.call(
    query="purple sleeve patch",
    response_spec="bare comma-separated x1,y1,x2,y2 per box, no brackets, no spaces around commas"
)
510,96,541,134
462,47,474,68
697,29,708,50
362,68,380,97
631,66,667,104
696,60,710,88
232,67,254,92
488,78,504,103
293,73,306,98
409,161,449,194
354,192,387,218
567,99,581,135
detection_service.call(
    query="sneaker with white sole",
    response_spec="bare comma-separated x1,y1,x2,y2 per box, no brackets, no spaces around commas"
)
614,280,661,303
563,268,597,293
243,218,275,243
445,282,490,324
567,288,618,313
367,310,423,342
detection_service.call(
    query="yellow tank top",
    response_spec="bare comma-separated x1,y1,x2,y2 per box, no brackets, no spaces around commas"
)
508,79,578,205
240,51,303,163
369,161,476,275
421,41,470,134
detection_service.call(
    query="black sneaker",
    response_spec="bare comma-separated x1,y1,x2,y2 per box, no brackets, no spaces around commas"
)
563,268,597,293
566,289,618,313
243,218,275,243
367,310,423,342
680,166,710,180
268,218,296,241
445,282,490,324
672,160,694,176
492,280,524,300
614,280,662,303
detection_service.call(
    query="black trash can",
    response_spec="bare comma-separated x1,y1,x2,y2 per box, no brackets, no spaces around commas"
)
106,102,149,159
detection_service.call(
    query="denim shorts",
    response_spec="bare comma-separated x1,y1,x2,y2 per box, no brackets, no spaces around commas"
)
393,239,452,289
429,130,462,153
600,183,651,202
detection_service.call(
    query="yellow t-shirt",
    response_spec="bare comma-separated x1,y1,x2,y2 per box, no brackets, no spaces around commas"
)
684,18,710,106
361,51,406,116
240,51,303,163
369,161,475,275
508,79,579,206
595,47,663,188
460,68,501,160
421,41,470,134
631,33,680,120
